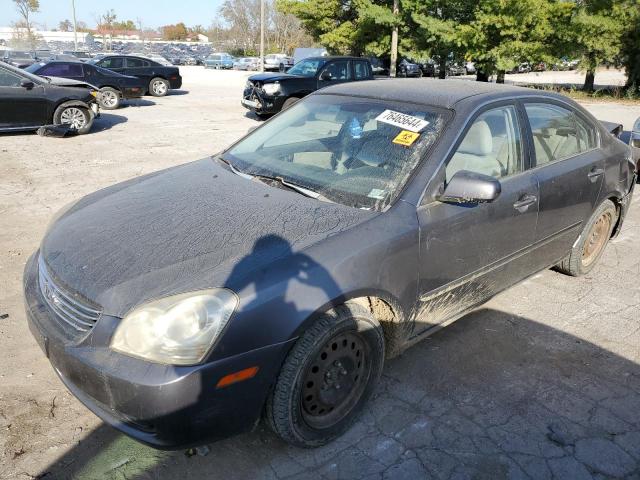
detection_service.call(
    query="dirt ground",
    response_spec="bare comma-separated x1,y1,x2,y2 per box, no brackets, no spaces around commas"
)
0,67,639,480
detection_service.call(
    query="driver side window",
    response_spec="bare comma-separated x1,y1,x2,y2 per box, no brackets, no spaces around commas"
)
446,105,523,182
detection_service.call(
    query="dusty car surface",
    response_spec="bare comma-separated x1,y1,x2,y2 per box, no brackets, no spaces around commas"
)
0,60,99,134
24,79,635,450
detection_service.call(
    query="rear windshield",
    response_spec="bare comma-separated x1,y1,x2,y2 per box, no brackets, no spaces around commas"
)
225,94,449,211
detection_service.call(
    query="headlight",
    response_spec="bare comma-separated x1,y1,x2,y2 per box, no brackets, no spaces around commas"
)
262,82,280,95
111,289,238,365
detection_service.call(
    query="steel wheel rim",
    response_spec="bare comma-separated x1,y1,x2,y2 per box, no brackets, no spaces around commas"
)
101,90,118,107
300,330,371,429
152,81,167,95
59,107,86,129
582,212,612,267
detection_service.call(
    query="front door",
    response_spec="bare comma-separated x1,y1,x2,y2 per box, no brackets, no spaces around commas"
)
523,102,605,265
0,67,46,129
415,104,539,333
317,60,352,89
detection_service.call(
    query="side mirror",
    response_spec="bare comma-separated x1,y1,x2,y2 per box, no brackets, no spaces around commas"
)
21,79,35,90
319,70,332,81
438,170,501,204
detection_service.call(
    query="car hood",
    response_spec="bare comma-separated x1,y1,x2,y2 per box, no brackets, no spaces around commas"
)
41,158,373,317
249,73,306,83
47,76,98,89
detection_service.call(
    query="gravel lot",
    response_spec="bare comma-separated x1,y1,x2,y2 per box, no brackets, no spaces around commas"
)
1,67,639,480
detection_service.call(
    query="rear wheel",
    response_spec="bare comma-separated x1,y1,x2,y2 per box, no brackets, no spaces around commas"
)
53,104,92,134
98,87,121,110
556,199,617,276
266,302,384,447
149,77,169,97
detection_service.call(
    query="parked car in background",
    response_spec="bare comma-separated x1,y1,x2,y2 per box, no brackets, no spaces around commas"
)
0,60,99,134
88,55,182,97
446,63,466,76
130,53,174,67
465,62,476,74
234,57,260,71
398,59,422,78
26,60,145,110
242,56,374,116
629,116,640,174
417,61,437,77
205,53,234,69
25,79,635,450
264,53,294,72
63,51,93,62
2,50,36,68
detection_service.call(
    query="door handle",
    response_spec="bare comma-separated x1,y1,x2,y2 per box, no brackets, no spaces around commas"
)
513,194,537,213
588,168,605,182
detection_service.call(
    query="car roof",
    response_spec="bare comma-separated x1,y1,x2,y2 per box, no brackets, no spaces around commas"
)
303,56,362,62
318,78,563,109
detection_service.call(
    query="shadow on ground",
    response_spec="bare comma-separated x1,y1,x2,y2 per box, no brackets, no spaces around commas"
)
121,99,156,108
167,90,189,96
92,114,128,133
37,308,640,480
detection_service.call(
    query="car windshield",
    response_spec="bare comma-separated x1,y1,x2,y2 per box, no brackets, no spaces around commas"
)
287,59,324,77
24,62,44,73
224,95,448,211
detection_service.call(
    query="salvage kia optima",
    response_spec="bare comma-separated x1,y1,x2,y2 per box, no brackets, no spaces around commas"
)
24,79,636,449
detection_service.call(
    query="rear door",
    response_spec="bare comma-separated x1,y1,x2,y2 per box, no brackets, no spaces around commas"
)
523,101,604,265
0,66,47,129
416,103,539,332
353,60,373,81
124,57,153,84
97,56,125,74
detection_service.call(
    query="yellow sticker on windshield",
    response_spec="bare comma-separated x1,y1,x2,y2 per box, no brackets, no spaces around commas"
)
393,130,420,146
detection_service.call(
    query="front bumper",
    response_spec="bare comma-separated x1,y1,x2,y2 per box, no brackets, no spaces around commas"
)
23,253,295,449
241,87,286,115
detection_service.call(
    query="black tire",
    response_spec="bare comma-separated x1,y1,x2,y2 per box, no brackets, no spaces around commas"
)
266,302,385,448
149,77,169,97
556,199,617,276
282,97,300,111
52,104,93,135
98,87,121,110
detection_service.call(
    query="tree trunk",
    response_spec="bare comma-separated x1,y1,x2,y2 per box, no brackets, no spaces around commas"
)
476,70,489,82
496,70,505,84
438,57,446,79
583,69,595,92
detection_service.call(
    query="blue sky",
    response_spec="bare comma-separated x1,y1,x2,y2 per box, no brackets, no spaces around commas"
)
1,0,225,30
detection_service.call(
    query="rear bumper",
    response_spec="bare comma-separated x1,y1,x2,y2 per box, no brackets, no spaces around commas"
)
121,86,144,98
23,252,295,449
169,76,182,89
614,174,636,237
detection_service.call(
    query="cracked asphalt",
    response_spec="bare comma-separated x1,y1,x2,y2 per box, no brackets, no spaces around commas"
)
1,68,639,479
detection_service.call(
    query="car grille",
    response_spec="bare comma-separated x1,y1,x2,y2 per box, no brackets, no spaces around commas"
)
38,256,102,334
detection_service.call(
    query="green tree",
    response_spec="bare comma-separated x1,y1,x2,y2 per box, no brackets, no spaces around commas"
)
459,0,560,82
13,0,40,49
567,1,627,91
620,0,640,91
404,0,475,79
161,23,189,41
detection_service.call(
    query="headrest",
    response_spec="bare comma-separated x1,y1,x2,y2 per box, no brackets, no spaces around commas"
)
458,120,492,156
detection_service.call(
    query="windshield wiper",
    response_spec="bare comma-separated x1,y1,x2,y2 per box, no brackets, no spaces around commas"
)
216,155,334,203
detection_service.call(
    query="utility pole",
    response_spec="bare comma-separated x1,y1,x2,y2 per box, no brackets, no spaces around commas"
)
390,0,398,77
260,0,265,72
71,0,78,51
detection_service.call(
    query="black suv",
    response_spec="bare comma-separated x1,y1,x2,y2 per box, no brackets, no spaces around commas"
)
88,55,182,97
242,56,374,116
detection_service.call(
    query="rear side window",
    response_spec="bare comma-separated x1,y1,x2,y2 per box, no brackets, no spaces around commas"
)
39,63,83,77
125,58,148,68
354,61,371,80
446,105,523,181
525,103,596,166
99,57,123,69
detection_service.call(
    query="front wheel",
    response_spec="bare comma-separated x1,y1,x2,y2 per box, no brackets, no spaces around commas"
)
98,87,121,110
556,199,617,276
53,104,92,134
149,77,169,97
266,302,385,447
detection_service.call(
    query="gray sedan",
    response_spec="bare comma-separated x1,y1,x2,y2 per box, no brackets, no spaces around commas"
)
24,79,635,450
